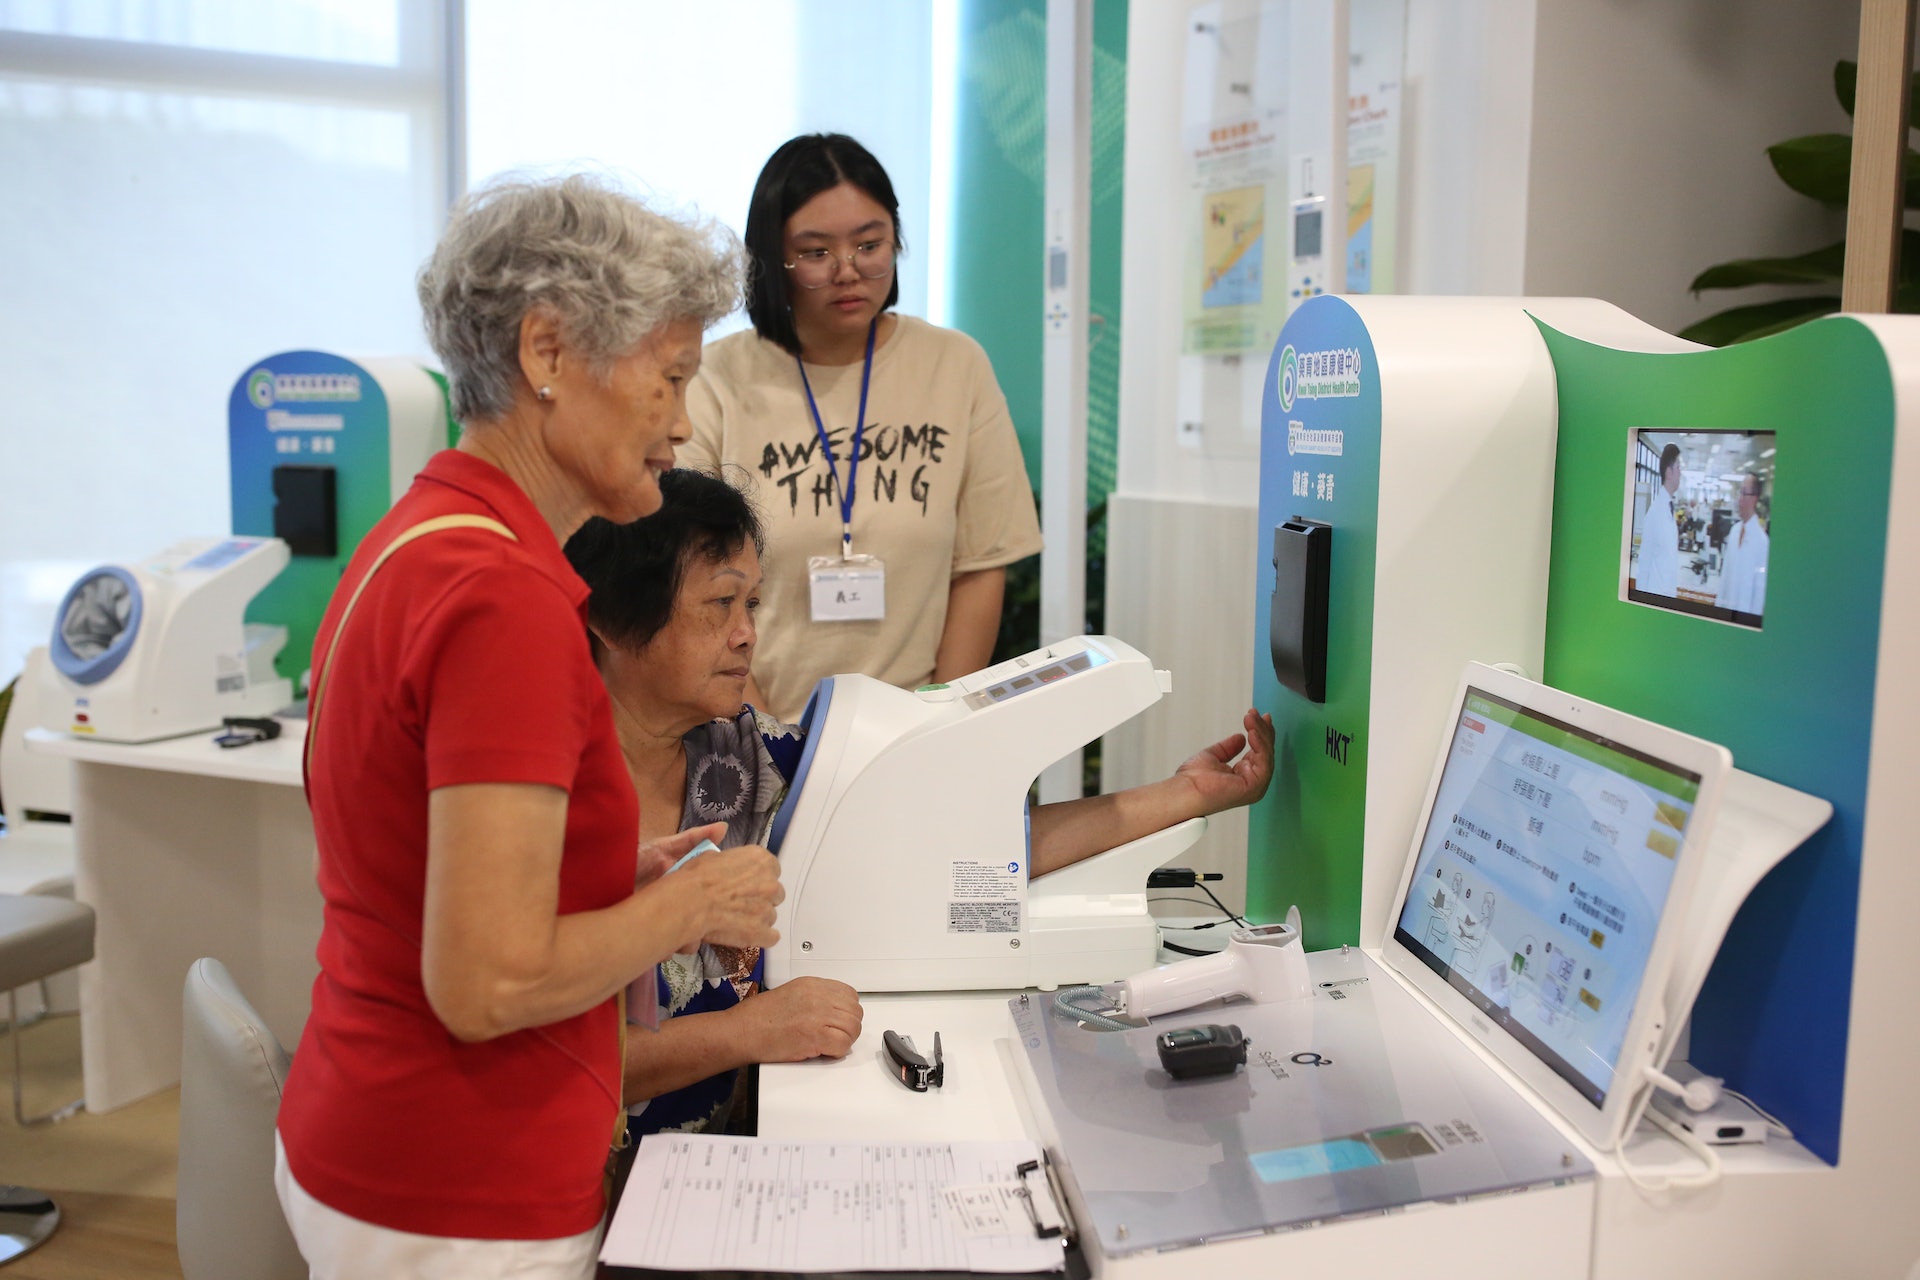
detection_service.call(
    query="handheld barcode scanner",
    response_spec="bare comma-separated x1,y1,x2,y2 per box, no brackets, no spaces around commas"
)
1120,916,1312,1021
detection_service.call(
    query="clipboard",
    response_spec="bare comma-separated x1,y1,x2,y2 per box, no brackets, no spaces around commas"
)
1015,1156,1075,1242
600,1134,1076,1273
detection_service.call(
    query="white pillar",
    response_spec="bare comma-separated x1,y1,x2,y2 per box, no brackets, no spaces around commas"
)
1039,0,1093,804
1287,1,1349,309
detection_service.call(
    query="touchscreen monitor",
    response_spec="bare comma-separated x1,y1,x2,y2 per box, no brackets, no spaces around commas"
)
1622,428,1774,628
1381,664,1729,1150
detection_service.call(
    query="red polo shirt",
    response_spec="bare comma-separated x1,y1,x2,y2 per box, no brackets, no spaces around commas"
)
278,449,638,1240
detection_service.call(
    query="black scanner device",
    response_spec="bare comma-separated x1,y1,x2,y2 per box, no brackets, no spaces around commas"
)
1270,517,1331,702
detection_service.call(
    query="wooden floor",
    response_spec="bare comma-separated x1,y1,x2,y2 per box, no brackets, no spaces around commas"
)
4,1190,181,1280
2,1010,185,1279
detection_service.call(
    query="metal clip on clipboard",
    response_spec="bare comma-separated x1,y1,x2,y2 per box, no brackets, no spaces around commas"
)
1015,1157,1074,1242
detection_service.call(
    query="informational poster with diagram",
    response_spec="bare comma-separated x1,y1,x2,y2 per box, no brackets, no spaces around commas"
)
1201,184,1268,308
1173,0,1406,471
1177,0,1405,363
1344,0,1404,294
1181,0,1289,354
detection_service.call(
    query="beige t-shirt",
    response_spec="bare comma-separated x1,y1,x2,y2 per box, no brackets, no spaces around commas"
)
682,316,1042,721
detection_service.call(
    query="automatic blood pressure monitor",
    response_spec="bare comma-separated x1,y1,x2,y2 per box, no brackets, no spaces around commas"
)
766,635,1206,993
47,537,293,743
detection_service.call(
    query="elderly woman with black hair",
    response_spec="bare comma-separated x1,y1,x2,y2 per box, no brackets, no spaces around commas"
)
274,175,784,1280
680,133,1042,723
565,469,1275,1142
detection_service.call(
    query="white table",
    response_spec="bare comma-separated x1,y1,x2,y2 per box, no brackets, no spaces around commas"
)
756,976,1845,1280
758,991,1036,1145
26,724,318,1112
755,982,1603,1280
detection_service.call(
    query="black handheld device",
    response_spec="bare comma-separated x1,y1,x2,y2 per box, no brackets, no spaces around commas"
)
1156,1023,1249,1080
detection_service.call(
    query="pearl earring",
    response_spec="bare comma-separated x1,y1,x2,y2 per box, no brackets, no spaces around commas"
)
536,385,553,402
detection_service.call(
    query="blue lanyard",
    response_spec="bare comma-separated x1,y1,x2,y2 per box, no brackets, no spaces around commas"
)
795,318,877,559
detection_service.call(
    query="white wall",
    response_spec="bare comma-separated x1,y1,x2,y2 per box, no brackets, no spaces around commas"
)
1399,1,1539,296
1523,0,1858,335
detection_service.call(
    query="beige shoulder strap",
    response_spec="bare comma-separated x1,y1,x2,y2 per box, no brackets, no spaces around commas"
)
299,513,632,1136
304,514,517,772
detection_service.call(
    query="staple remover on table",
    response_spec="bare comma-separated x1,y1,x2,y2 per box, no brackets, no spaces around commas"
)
882,1030,944,1091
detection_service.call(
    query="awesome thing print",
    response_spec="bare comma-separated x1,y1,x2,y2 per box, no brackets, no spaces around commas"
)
759,422,951,518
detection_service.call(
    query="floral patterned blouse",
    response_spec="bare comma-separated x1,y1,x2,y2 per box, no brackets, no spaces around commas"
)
625,707,803,1136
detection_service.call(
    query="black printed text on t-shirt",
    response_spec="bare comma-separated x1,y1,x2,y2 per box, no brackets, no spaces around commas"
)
759,422,950,517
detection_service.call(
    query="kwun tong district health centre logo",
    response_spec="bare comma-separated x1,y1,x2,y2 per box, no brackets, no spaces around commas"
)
247,368,363,410
1275,343,1363,413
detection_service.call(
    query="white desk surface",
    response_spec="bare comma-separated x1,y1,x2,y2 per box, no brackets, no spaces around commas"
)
758,991,1036,1145
25,722,306,786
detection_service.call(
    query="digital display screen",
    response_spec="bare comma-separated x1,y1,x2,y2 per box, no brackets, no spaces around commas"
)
964,649,1105,710
1293,205,1322,260
1623,428,1774,629
1392,687,1702,1107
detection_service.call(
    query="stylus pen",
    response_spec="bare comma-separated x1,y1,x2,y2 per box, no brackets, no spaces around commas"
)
667,838,721,874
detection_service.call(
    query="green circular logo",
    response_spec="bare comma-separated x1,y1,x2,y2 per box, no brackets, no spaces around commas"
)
1277,345,1298,413
247,369,274,409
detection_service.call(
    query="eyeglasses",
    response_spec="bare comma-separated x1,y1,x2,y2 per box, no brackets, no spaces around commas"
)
783,240,896,289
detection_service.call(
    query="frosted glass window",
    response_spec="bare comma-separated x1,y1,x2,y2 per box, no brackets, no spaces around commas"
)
464,0,934,337
0,0,403,65
0,63,440,682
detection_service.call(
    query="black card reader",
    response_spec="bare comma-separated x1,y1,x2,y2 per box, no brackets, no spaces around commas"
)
1270,518,1331,702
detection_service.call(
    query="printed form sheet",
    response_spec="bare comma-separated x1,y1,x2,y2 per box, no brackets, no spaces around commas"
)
600,1134,1067,1273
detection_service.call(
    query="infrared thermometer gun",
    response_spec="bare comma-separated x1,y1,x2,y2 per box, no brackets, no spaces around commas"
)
1120,921,1313,1020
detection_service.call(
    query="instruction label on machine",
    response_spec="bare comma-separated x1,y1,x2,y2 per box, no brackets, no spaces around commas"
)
948,860,1022,933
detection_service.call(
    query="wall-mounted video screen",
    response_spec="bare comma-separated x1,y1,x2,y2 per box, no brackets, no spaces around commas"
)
1621,429,1774,629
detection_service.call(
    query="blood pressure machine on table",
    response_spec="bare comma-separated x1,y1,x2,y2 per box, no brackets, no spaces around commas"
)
46,536,292,743
764,635,1208,992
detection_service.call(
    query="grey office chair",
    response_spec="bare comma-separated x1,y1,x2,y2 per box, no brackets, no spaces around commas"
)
0,891,94,1265
177,957,305,1280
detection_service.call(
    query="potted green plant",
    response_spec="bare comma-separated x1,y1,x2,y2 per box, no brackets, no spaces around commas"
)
1681,60,1918,346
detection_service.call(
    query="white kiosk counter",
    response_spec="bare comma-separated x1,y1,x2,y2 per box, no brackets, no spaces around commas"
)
25,723,317,1112
733,972,1834,1280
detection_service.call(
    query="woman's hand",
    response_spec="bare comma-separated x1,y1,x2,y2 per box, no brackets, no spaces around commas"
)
620,976,863,1101
1173,708,1276,816
732,977,863,1063
1027,710,1275,877
635,822,727,890
673,844,784,951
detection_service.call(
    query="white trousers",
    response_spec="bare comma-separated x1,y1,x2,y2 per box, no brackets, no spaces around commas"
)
274,1134,600,1280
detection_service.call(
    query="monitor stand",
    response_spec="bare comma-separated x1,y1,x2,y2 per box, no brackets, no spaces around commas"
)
1658,768,1832,1065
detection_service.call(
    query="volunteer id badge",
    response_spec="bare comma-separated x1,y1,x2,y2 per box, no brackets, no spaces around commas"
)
809,554,886,621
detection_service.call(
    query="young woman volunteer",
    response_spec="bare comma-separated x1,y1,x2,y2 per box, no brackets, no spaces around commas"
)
679,133,1042,722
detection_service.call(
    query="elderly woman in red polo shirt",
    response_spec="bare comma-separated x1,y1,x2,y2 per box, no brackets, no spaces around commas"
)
273,174,785,1280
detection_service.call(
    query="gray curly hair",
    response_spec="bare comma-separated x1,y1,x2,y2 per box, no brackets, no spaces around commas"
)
417,173,744,424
